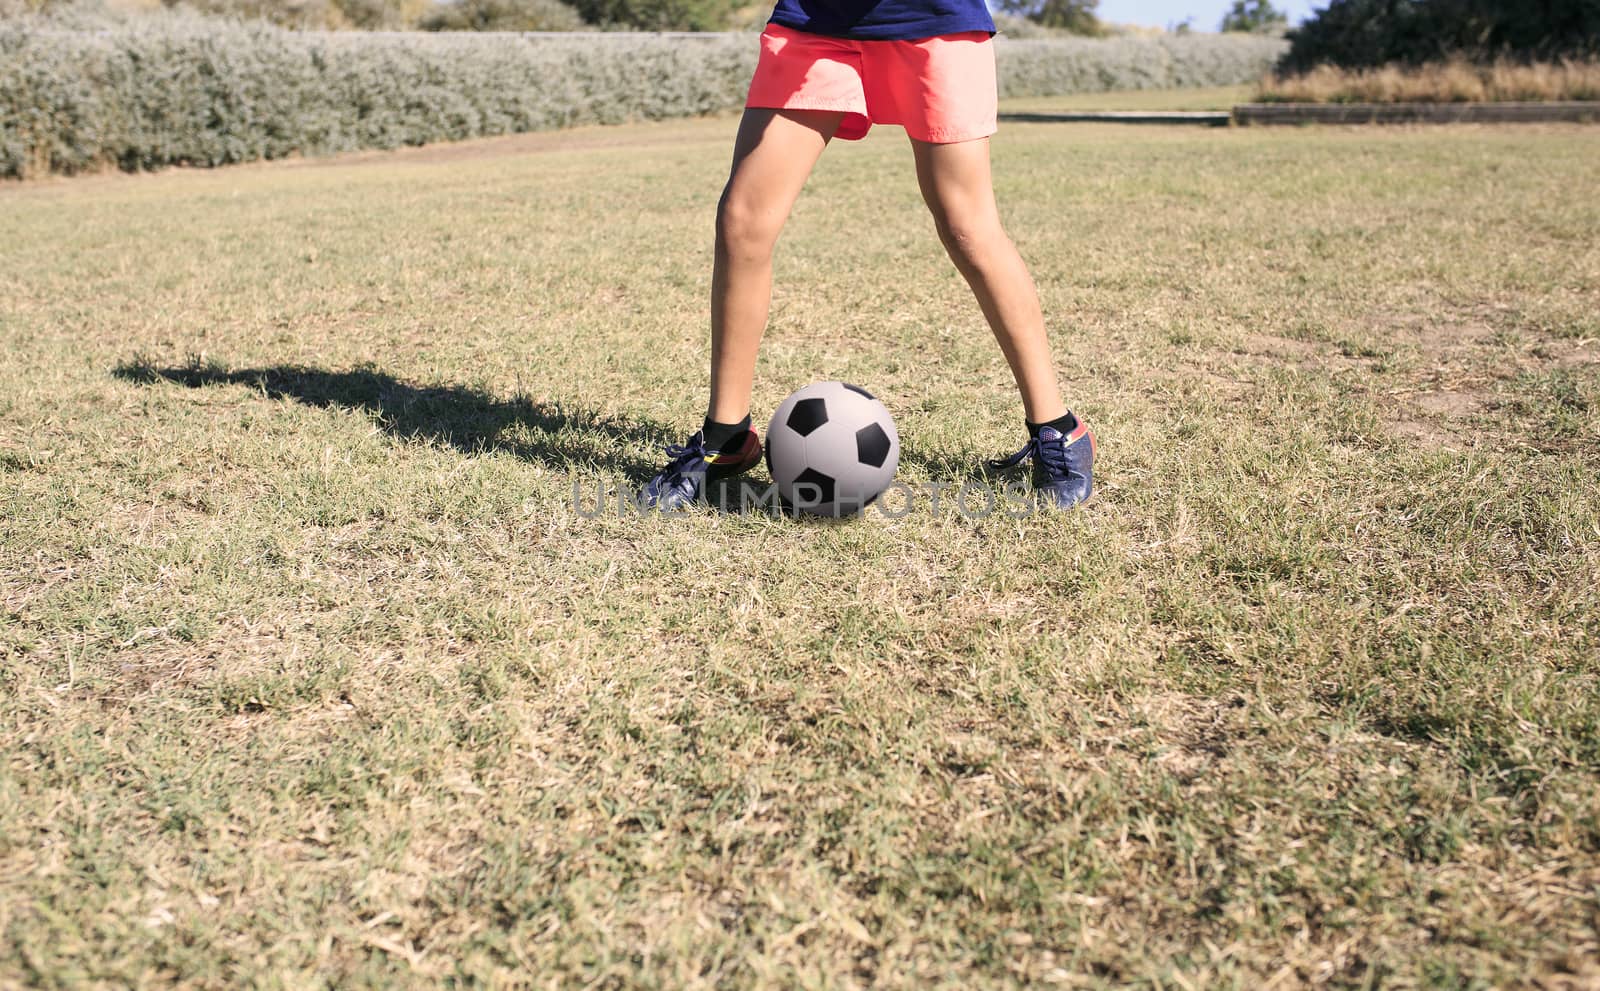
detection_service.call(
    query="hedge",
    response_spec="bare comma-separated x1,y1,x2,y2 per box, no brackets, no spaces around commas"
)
0,14,1287,177
1000,33,1288,95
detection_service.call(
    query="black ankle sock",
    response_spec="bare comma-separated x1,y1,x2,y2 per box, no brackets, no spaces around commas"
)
701,414,751,451
1026,411,1077,439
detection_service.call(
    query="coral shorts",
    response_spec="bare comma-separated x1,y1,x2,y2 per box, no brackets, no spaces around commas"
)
745,24,998,144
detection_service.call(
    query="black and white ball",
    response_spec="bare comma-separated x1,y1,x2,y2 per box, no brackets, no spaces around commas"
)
766,381,899,517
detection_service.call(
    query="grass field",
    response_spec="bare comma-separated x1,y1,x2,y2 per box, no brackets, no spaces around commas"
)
1001,85,1253,111
2,105,1598,987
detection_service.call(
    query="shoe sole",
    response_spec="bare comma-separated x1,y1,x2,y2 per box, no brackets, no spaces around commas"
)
707,430,762,480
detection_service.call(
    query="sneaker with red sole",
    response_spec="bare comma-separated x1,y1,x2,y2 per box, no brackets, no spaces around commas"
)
987,415,1096,509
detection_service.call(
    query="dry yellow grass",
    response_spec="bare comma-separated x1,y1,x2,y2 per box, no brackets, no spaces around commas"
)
1259,58,1600,103
2,115,1598,987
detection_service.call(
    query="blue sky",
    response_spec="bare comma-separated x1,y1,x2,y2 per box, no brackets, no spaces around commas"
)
1095,0,1321,30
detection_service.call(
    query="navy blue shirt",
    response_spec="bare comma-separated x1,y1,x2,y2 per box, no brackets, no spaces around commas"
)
768,0,995,40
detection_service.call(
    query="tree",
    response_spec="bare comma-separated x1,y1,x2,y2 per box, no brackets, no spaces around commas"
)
160,0,432,29
992,0,1101,35
1220,0,1287,33
418,0,584,30
1279,0,1600,72
563,0,740,30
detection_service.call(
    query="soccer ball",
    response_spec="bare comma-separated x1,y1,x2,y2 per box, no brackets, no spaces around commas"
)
766,381,899,517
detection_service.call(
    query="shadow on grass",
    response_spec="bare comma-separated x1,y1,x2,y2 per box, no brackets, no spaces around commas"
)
112,357,675,480
111,356,1008,507
893,447,996,486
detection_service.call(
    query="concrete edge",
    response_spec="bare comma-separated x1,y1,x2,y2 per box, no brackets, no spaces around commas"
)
1232,101,1600,125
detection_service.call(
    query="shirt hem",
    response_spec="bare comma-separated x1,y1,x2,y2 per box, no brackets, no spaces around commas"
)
766,13,996,42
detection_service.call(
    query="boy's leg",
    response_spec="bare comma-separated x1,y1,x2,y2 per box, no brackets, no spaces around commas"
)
910,136,1066,425
709,107,845,424
641,107,843,510
912,135,1093,508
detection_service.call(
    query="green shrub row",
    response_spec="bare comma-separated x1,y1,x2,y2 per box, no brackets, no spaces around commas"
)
0,14,1287,178
1000,33,1288,95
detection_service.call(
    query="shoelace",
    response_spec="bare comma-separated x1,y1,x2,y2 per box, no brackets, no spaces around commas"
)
988,431,1071,477
658,435,711,481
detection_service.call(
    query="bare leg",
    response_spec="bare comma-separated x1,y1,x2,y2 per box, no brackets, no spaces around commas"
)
707,108,845,424
911,137,1066,424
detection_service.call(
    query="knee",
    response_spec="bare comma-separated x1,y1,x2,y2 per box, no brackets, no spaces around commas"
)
933,213,1007,267
716,190,780,262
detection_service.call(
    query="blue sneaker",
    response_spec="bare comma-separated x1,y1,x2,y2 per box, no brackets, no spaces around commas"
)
987,416,1096,509
641,428,763,510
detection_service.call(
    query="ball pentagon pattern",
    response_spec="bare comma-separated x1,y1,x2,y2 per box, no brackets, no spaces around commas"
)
766,381,899,517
